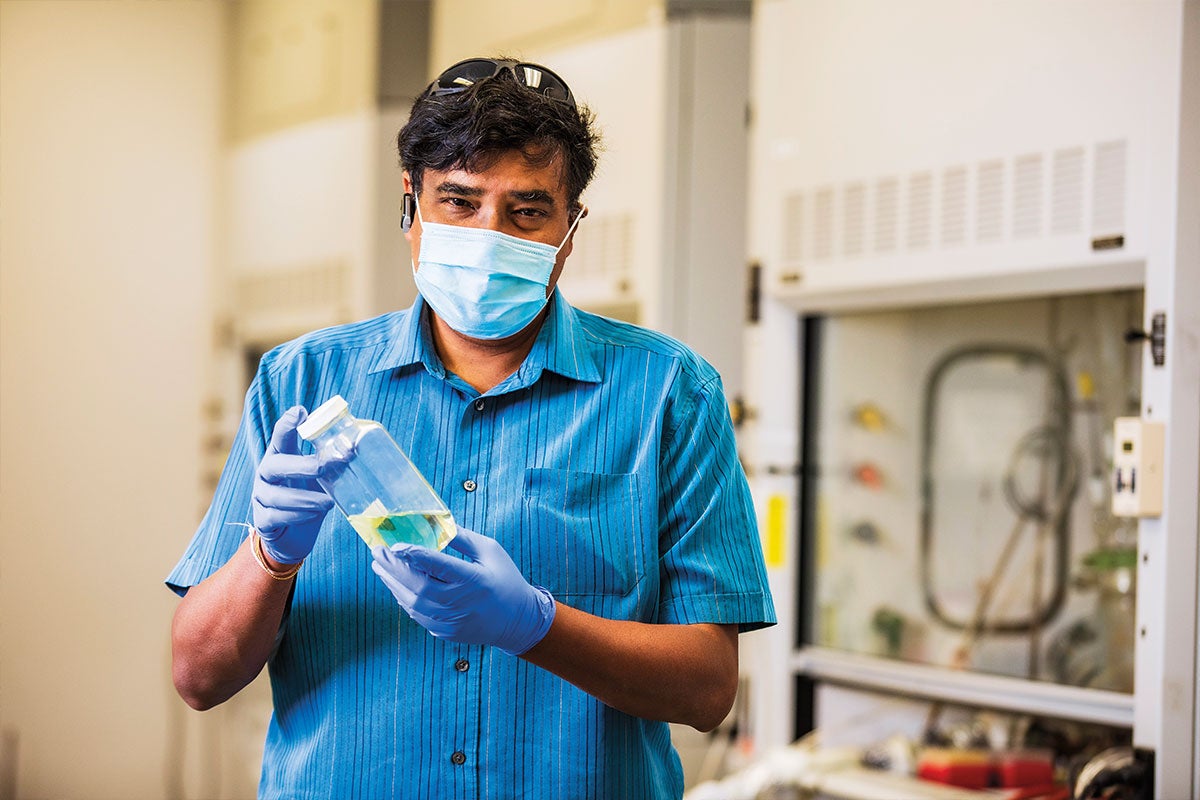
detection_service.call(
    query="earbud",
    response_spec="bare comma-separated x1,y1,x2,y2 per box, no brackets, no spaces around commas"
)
401,193,415,232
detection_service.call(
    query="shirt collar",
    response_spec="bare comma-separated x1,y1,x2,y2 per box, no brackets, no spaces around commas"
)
366,291,601,386
367,295,444,377
518,289,602,386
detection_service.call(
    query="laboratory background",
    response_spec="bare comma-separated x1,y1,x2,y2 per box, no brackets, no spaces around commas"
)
1,0,1197,798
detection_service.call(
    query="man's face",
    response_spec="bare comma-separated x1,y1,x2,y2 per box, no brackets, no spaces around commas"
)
403,149,577,297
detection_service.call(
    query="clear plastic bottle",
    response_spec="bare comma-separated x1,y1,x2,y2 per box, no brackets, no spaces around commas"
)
297,395,455,551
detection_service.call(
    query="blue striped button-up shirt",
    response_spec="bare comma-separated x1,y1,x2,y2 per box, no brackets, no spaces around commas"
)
167,291,776,799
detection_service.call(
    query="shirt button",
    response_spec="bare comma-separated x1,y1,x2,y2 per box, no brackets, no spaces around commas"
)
474,399,485,411
451,751,467,766
463,479,477,492
454,658,469,673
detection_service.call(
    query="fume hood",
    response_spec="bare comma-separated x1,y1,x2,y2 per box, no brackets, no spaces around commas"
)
740,1,1200,797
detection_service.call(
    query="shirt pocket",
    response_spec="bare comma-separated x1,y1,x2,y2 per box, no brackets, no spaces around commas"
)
522,468,644,598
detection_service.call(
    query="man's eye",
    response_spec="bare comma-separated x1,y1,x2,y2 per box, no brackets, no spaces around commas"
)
439,197,475,212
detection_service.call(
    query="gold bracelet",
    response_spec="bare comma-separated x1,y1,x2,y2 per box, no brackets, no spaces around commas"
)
249,531,303,581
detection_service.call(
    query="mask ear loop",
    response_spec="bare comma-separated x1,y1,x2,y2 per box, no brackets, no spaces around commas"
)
409,192,424,276
405,191,426,233
556,205,586,253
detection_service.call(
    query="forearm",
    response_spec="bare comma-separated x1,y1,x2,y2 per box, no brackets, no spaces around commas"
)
171,535,295,710
521,604,739,732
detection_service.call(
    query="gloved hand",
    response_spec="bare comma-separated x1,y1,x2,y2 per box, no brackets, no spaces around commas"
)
371,526,556,656
251,406,335,564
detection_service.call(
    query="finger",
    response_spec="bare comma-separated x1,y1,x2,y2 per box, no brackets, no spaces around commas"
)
267,407,307,456
400,545,476,584
252,485,333,513
373,543,409,569
252,501,328,533
444,526,492,562
407,609,446,635
372,553,458,619
317,451,353,480
383,545,462,604
392,597,445,635
386,542,420,560
384,547,470,609
375,545,448,593
371,558,418,609
259,452,325,483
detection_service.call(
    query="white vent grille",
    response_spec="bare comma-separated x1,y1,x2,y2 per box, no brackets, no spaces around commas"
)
814,187,835,260
234,260,349,315
941,166,968,246
778,139,1128,265
907,172,933,250
843,183,866,257
1092,140,1127,236
1051,147,1085,235
1012,153,1044,239
570,212,634,278
873,178,900,253
976,159,1005,243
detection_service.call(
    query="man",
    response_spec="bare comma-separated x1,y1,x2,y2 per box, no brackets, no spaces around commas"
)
168,57,775,799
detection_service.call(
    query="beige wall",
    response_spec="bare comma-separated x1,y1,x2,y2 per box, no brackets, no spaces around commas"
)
227,0,379,143
0,2,224,797
0,3,735,797
429,0,661,74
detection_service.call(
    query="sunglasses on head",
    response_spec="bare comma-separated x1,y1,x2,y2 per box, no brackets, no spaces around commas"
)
428,58,576,109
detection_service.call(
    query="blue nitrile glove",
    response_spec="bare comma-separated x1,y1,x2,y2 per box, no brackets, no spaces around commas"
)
370,526,556,656
251,406,335,564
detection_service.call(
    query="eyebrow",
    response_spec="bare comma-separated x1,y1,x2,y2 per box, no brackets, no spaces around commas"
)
434,181,483,197
511,189,556,206
434,181,556,207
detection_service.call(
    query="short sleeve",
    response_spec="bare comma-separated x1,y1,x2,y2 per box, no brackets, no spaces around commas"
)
655,373,776,632
164,372,276,596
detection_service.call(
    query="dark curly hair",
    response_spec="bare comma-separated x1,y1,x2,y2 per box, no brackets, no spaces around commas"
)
397,62,601,208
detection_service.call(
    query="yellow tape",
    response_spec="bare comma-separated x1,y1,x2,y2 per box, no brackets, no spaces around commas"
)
765,494,786,567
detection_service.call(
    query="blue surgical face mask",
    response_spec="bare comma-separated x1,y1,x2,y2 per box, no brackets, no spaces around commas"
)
411,193,583,340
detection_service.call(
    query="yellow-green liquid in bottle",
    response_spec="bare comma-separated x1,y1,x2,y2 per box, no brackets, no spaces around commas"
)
347,508,456,551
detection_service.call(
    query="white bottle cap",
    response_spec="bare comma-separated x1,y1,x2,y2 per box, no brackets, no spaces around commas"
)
297,394,350,441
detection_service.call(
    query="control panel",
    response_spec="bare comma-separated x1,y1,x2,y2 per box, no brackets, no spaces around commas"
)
1112,417,1165,517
